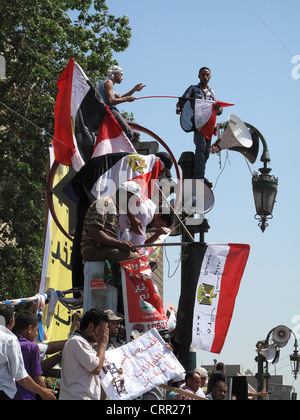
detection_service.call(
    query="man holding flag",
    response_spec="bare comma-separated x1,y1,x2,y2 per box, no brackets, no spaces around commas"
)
176,67,224,181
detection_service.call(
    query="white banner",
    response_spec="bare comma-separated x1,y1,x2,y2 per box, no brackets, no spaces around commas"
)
100,328,185,400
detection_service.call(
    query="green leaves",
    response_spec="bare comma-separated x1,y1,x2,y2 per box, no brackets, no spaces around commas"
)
0,0,132,301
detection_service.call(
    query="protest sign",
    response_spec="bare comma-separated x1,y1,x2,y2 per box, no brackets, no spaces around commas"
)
119,255,169,341
100,328,185,400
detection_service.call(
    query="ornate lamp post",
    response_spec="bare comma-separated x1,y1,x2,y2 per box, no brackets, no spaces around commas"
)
246,124,278,233
256,325,300,399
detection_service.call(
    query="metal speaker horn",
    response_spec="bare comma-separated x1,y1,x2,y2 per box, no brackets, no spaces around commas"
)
259,344,277,363
229,125,259,164
211,115,259,164
272,325,291,348
212,114,252,149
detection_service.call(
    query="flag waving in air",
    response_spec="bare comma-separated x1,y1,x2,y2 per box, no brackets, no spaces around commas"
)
180,99,234,140
175,243,250,354
92,106,136,157
53,58,137,171
53,58,106,171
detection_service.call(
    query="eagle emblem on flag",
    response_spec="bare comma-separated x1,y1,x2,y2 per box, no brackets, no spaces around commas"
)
197,283,217,306
126,155,147,174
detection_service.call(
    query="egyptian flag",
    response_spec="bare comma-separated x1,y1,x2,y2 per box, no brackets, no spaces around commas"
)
180,99,234,140
175,243,250,354
90,153,163,201
53,58,106,171
71,152,163,289
92,106,136,157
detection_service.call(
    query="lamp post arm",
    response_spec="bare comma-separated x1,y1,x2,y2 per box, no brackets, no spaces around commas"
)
245,122,271,166
290,329,299,351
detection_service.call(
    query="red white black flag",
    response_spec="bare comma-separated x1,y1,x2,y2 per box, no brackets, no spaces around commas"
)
180,99,234,140
92,106,136,157
53,58,106,171
175,243,250,354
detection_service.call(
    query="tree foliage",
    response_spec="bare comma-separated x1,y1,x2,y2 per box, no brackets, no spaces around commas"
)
0,0,132,300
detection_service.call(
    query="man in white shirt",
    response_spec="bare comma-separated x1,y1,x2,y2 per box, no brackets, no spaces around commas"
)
194,367,208,399
59,308,109,400
0,306,56,400
119,199,174,249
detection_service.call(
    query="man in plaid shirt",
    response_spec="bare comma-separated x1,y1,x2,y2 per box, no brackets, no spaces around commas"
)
176,67,223,181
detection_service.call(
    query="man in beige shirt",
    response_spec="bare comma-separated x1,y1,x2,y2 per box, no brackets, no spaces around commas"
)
59,308,109,400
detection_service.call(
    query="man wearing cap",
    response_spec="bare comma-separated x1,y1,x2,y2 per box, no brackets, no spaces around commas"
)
98,65,146,143
103,310,124,351
81,181,142,262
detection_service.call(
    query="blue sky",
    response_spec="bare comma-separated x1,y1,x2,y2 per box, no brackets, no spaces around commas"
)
103,0,300,395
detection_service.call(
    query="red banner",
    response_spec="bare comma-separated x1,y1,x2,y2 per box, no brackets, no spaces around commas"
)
119,254,168,341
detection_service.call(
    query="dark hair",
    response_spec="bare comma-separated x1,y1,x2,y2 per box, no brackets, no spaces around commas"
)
79,308,109,331
155,152,173,170
14,311,39,334
199,67,211,74
207,370,226,394
185,370,200,382
216,362,225,371
159,212,174,227
0,306,15,326
213,380,227,390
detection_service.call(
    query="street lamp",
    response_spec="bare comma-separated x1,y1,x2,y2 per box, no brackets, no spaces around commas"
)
256,325,300,399
290,340,300,380
246,124,278,233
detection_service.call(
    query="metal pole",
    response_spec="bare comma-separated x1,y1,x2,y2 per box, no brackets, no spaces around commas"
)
133,242,193,248
178,152,197,372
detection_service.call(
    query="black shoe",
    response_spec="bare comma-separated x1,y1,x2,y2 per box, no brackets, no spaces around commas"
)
204,178,213,189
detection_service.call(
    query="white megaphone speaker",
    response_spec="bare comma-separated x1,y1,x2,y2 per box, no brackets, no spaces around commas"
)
210,114,259,164
272,325,291,348
258,344,277,363
257,343,280,364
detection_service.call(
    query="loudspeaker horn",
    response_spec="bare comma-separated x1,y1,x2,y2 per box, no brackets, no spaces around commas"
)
258,344,277,362
258,344,280,364
272,325,291,348
211,115,259,163
215,114,253,148
229,125,259,164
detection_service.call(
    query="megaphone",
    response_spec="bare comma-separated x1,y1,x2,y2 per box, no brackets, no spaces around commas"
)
257,344,280,364
210,115,259,163
258,344,277,362
272,325,291,348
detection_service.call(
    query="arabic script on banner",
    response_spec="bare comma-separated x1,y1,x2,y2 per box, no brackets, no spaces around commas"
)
100,328,185,400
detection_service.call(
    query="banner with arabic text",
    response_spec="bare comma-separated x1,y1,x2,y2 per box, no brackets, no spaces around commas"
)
119,255,168,341
101,328,185,400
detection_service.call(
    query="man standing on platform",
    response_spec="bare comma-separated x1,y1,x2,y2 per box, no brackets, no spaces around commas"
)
176,67,223,181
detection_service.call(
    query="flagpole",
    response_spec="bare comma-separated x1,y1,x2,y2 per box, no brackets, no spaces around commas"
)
132,242,193,248
153,183,196,243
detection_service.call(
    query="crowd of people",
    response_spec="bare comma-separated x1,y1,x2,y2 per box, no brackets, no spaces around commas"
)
0,305,231,401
